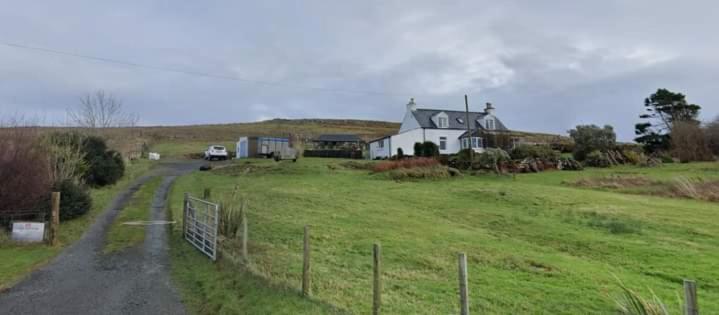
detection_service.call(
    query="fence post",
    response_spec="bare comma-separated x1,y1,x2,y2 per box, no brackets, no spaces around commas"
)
302,225,311,297
684,279,698,315
241,210,248,261
373,243,382,315
49,192,60,246
183,193,189,236
458,252,469,315
203,188,211,200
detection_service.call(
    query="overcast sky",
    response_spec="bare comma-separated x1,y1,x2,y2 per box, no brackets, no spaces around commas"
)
1,1,717,140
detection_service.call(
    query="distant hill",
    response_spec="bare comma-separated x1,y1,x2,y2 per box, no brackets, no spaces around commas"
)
134,118,401,142
4,118,570,157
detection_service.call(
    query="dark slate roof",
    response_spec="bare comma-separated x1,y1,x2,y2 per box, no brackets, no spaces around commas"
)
314,134,362,142
411,108,508,131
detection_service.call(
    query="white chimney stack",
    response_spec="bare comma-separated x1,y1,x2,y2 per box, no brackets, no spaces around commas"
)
407,98,417,112
484,102,495,115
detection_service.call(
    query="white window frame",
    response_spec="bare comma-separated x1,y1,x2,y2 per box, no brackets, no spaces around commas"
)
438,117,449,128
485,119,495,130
461,138,470,149
472,137,484,148
439,137,447,150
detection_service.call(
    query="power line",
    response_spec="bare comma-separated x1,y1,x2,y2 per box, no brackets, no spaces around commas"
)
1,42,406,97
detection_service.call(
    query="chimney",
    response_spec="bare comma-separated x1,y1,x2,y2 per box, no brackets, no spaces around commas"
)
484,102,495,115
407,98,417,112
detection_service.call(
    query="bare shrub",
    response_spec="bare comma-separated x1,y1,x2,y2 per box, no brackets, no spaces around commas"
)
670,121,712,162
67,90,139,128
707,116,719,156
0,124,52,214
43,132,87,184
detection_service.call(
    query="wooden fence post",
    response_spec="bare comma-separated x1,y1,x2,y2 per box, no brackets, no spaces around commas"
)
49,192,60,246
373,243,382,315
302,225,311,297
684,279,698,315
241,210,248,261
458,252,469,315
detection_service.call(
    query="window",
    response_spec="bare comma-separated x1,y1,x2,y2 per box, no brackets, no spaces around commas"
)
456,118,464,124
485,119,495,130
377,140,384,148
462,137,483,149
473,137,484,148
438,117,449,128
439,137,447,150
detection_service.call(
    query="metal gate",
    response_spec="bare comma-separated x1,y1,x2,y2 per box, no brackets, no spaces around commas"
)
183,194,219,261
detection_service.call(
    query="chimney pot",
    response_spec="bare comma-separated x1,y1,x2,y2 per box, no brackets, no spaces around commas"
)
407,98,417,112
484,102,495,115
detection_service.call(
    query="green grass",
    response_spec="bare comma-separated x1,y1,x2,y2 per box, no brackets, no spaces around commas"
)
169,230,344,314
168,159,719,314
0,159,153,289
151,141,236,160
103,177,162,254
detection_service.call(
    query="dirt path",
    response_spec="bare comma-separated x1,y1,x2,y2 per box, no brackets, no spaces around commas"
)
0,161,201,314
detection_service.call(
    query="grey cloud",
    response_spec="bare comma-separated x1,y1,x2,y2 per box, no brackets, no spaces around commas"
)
1,1,717,140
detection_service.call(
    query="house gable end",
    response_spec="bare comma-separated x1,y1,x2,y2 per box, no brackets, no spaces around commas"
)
399,109,421,133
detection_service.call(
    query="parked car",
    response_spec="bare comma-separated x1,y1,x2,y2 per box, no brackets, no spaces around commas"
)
204,145,228,160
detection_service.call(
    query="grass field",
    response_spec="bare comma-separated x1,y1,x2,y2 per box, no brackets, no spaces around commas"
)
0,159,153,289
103,177,162,253
168,158,719,314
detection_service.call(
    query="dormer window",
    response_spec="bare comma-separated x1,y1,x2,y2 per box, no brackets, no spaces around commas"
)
485,119,495,130
438,117,448,128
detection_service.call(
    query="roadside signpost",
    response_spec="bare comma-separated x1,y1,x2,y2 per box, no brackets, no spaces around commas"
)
12,222,45,242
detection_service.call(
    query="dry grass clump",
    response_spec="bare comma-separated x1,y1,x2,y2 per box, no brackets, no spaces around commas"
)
614,281,673,315
570,175,719,203
339,161,375,170
669,177,719,202
571,175,654,190
386,165,453,181
372,157,439,173
219,185,246,238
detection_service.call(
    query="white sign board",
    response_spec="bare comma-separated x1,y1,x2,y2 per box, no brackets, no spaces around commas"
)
148,152,161,160
12,222,45,242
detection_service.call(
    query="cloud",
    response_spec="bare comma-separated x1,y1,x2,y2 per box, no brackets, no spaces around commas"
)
1,1,718,140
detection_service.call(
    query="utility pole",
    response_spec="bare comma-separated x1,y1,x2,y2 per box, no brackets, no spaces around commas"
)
464,95,474,161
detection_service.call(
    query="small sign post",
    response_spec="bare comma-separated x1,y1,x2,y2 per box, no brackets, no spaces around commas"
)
12,222,46,242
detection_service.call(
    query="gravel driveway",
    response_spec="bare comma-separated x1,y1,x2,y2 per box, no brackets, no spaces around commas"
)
0,161,201,315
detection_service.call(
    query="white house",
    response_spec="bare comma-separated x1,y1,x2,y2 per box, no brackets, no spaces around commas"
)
369,98,509,159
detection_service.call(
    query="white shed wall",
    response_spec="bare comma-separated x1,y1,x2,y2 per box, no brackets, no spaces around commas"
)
369,138,391,159
391,128,425,156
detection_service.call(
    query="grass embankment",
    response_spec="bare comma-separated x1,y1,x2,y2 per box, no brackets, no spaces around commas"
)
166,175,343,315
169,159,719,314
103,177,162,254
0,160,153,289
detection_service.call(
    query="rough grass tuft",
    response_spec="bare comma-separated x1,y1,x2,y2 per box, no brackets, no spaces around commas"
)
614,277,675,315
372,157,439,173
670,176,719,202
339,161,375,170
219,185,245,238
